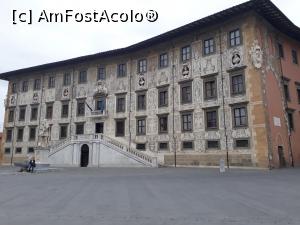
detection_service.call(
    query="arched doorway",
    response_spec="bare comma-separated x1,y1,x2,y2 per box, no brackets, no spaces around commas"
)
80,144,89,167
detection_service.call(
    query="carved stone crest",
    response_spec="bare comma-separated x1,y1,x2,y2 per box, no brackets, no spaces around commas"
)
62,88,69,98
94,81,107,96
203,58,216,74
9,95,16,106
231,50,241,66
138,77,145,87
182,65,190,77
249,40,263,69
32,93,39,103
77,87,87,98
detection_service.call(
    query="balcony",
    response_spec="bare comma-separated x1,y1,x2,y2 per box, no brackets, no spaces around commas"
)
88,109,108,118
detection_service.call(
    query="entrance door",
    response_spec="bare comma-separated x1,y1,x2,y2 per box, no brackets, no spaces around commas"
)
80,144,89,167
95,122,104,134
278,146,286,168
115,119,125,137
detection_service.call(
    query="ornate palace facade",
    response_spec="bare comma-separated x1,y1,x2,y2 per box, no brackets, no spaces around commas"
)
1,0,300,168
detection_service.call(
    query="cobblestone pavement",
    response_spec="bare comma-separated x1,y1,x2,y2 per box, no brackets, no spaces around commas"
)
0,167,299,225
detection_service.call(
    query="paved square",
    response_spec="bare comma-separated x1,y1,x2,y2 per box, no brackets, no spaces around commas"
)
0,167,299,225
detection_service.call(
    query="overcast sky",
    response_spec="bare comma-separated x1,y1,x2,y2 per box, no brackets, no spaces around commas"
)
0,0,299,131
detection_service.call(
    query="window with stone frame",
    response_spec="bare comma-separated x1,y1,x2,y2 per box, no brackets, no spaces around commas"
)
115,119,125,137
48,76,55,88
158,114,168,133
229,29,241,47
234,139,250,148
181,111,193,132
203,38,215,55
278,43,284,58
138,59,147,73
231,73,245,95
29,127,36,141
12,82,17,93
77,101,85,116
181,81,192,104
28,147,34,154
61,102,69,118
76,123,85,135
34,79,41,90
136,143,146,151
98,66,106,80
63,72,71,86
60,124,68,139
31,106,38,121
283,78,290,102
15,147,22,154
158,86,168,107
287,110,294,131
95,96,106,111
205,108,218,130
181,45,191,62
159,142,168,151
292,49,298,64
182,141,194,150
137,92,146,110
46,103,53,119
17,127,24,142
232,104,248,128
78,70,87,84
22,81,28,92
159,53,168,68
116,95,126,113
206,140,220,149
19,107,26,121
117,64,127,77
6,129,13,142
4,148,11,154
8,108,15,122
204,76,217,99
296,84,300,104
136,117,146,135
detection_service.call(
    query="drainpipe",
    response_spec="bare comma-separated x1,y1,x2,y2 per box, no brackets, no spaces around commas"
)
171,41,176,167
37,74,45,147
10,81,19,165
128,57,132,150
70,67,75,139
218,29,230,168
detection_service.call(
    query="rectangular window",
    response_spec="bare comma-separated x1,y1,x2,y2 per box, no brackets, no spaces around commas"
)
95,97,106,111
204,38,214,55
60,124,68,139
205,109,218,130
22,81,28,92
182,141,193,150
15,147,22,154
31,107,38,121
136,143,146,151
159,53,168,68
181,112,193,132
48,76,55,88
116,95,126,112
115,119,125,137
297,86,300,104
77,101,85,116
292,50,298,64
232,105,248,127
61,102,69,118
181,45,191,62
78,70,87,84
4,148,11,154
234,139,250,148
137,117,146,135
278,43,284,58
19,107,26,121
283,81,290,102
28,147,34,153
181,81,192,104
17,128,24,142
63,73,71,86
159,142,168,151
158,87,168,107
207,140,220,149
229,29,241,47
117,64,127,77
97,67,106,80
6,129,12,142
29,127,36,141
34,79,41,90
138,59,147,73
95,122,104,134
137,92,146,110
204,77,217,99
158,115,168,133
76,123,84,135
231,74,245,95
46,104,53,119
287,111,294,131
12,82,17,93
8,108,15,122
